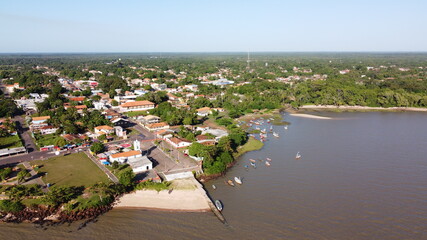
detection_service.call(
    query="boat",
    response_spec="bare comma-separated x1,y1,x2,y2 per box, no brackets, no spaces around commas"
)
234,177,242,184
284,126,288,130
249,159,256,163
261,128,266,134
215,200,223,211
227,180,235,186
212,184,216,190
269,126,273,132
273,132,279,138
266,158,272,161
265,161,271,166
296,152,301,159
250,162,256,168
244,165,249,170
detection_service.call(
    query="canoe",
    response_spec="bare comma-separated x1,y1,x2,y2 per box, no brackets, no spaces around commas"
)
227,180,235,186
215,200,223,211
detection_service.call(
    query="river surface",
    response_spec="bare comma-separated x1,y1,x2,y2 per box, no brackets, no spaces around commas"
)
1,112,427,240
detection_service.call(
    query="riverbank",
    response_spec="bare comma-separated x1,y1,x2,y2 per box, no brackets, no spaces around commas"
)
289,113,333,120
114,178,211,212
300,105,427,112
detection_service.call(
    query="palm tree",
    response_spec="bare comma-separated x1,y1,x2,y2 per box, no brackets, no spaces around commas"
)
17,169,31,184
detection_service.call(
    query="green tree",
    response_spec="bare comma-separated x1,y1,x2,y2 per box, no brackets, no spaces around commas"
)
90,142,105,154
119,168,135,187
17,169,31,184
111,100,119,106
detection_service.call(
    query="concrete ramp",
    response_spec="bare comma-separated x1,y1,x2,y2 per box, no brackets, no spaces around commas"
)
163,171,194,181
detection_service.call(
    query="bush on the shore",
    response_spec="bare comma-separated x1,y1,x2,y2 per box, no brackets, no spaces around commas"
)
43,186,84,207
0,200,25,213
135,180,170,192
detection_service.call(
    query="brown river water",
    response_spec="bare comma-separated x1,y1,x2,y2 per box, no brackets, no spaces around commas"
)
1,112,426,240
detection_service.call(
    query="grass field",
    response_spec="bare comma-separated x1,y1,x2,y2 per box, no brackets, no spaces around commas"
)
0,134,23,149
34,133,57,147
234,137,264,158
33,152,110,187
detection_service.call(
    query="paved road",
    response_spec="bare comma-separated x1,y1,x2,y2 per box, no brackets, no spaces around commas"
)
13,115,37,153
84,150,119,183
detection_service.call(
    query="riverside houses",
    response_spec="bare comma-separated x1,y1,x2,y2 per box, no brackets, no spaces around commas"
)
120,100,155,112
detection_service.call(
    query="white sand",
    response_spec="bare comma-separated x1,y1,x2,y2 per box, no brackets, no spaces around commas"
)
300,105,427,112
290,113,332,119
114,179,211,212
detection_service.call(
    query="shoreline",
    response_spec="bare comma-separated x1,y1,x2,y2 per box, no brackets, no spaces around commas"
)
289,113,333,119
300,105,427,112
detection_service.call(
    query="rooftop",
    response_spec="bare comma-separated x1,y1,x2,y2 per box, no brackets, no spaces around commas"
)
121,100,155,108
110,150,142,159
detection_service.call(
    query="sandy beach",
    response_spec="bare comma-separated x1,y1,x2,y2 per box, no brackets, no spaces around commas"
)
114,179,211,212
300,105,427,112
290,113,332,119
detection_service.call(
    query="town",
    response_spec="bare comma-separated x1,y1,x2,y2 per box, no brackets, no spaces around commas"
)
0,53,426,222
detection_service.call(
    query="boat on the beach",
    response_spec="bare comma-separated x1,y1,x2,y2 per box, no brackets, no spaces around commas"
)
234,177,242,184
215,200,223,211
266,157,272,161
273,132,279,138
296,152,301,159
227,180,235,186
250,162,257,168
265,161,271,166
212,184,216,190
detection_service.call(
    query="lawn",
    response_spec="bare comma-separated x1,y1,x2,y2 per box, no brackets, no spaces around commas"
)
33,152,110,187
0,134,23,149
125,110,148,117
234,137,264,158
34,133,57,147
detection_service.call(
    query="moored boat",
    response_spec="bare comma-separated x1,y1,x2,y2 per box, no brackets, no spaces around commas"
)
273,132,279,138
215,200,223,211
212,184,216,190
249,159,256,163
227,180,235,186
265,161,271,166
266,157,272,161
296,152,301,159
250,162,256,168
234,177,242,184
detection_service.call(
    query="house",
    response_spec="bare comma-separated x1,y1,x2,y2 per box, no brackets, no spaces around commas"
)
5,83,25,93
94,125,114,135
196,135,216,146
127,155,153,173
109,150,142,163
141,115,161,124
196,107,212,117
104,109,121,119
114,126,127,138
30,116,50,130
39,126,59,135
145,122,169,132
155,129,174,139
166,137,192,148
111,117,130,127
120,100,155,112
75,105,87,113
69,96,86,102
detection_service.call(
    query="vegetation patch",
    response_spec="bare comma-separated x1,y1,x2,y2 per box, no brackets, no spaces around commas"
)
234,137,264,158
0,134,22,149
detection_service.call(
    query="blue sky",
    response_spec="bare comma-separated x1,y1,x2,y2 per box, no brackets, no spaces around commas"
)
1,0,426,52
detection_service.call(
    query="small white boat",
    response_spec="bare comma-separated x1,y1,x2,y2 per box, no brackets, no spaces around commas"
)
265,161,271,166
212,184,216,190
234,177,242,185
215,200,223,211
250,162,257,168
273,132,279,138
266,158,272,161
284,126,288,130
296,152,301,159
